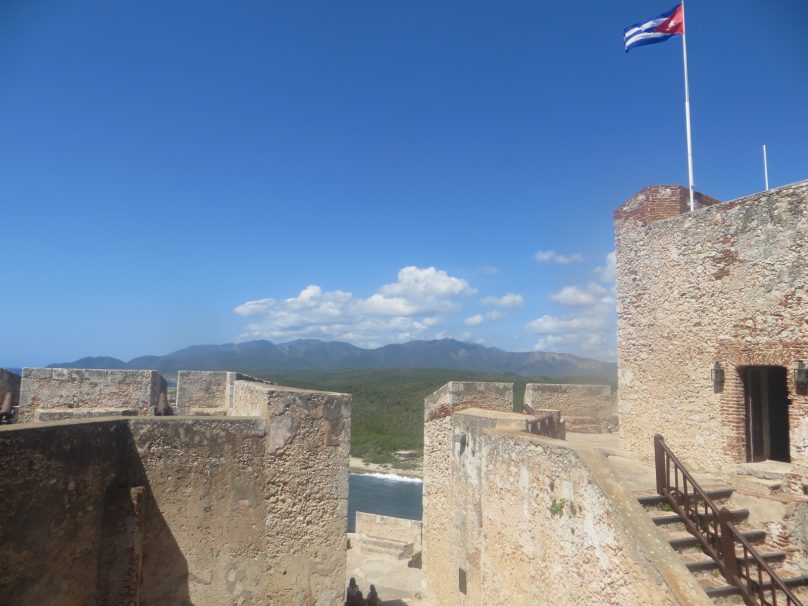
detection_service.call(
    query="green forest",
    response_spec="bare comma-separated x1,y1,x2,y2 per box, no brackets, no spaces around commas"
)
255,368,614,463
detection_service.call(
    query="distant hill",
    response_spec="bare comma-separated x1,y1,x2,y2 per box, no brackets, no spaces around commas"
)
49,338,616,380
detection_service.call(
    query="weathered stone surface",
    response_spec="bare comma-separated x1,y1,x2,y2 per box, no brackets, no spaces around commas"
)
174,371,268,415
421,394,713,605
0,419,138,605
355,512,422,554
0,378,351,606
524,383,616,433
478,428,711,606
615,180,808,473
422,382,513,605
18,368,166,423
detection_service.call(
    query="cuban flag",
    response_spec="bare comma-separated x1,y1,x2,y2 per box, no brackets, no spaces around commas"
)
624,3,685,52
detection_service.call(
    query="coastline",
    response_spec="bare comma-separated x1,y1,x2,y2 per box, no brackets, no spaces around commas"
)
349,456,423,479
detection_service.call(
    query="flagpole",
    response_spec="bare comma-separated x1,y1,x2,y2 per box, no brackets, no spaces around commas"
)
763,144,770,191
680,1,696,212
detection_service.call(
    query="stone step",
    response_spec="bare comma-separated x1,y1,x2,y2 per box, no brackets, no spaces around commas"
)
683,550,786,573
357,535,414,560
636,486,734,507
703,574,808,599
668,529,766,551
651,508,749,526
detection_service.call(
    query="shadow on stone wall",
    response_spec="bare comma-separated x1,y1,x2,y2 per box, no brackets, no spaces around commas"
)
0,420,190,606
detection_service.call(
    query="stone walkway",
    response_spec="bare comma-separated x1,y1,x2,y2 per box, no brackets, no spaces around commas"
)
564,431,728,494
345,533,431,606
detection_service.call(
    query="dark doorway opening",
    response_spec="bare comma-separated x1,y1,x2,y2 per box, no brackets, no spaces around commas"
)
743,366,790,463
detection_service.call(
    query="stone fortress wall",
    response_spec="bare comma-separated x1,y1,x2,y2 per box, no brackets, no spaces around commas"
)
421,381,711,606
614,180,808,476
17,368,166,422
422,381,514,605
0,368,351,606
524,382,615,433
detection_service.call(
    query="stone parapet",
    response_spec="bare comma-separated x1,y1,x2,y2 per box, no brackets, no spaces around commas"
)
524,383,616,433
0,387,351,606
174,370,267,415
17,368,166,423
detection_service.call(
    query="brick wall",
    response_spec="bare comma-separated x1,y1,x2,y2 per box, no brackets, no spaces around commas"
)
614,184,720,226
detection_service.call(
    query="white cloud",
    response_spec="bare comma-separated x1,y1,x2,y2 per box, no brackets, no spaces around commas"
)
526,314,608,334
551,282,613,307
527,250,617,360
594,251,616,282
234,266,475,347
481,293,524,308
527,305,616,360
486,310,503,320
380,266,475,300
534,250,584,264
464,314,484,326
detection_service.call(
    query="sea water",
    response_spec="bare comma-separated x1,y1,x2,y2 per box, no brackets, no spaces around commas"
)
347,472,422,532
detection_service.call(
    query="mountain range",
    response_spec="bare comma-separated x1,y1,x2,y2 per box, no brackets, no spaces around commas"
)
48,339,616,380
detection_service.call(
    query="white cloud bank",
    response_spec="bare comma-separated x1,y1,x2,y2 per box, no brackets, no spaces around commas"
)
526,251,617,360
234,266,476,347
551,283,613,307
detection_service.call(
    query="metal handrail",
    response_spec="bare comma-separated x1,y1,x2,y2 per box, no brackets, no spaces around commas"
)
654,434,803,606
654,433,726,567
721,509,802,606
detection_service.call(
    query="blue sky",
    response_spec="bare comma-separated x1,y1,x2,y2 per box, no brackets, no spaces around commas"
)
1,0,806,367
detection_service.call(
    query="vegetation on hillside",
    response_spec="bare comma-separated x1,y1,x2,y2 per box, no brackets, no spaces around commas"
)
255,368,614,464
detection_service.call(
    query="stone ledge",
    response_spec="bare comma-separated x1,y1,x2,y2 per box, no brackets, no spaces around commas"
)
36,408,140,421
